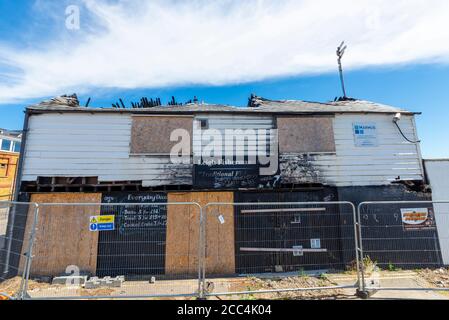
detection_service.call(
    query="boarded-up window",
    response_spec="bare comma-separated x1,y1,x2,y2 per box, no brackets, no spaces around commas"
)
0,158,8,177
131,116,193,154
277,116,336,153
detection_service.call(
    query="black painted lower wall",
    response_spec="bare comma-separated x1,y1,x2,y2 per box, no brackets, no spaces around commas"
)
230,185,443,273
233,188,351,274
338,185,443,269
2,185,444,280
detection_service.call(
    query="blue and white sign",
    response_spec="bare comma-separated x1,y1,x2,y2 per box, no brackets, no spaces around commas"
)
353,123,378,147
89,215,115,232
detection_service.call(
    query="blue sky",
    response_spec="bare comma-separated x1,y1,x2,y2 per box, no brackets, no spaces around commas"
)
0,0,448,158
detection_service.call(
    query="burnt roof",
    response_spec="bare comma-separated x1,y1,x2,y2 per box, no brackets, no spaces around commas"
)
26,96,417,115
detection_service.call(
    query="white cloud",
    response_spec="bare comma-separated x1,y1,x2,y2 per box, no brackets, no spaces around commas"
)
1,0,449,103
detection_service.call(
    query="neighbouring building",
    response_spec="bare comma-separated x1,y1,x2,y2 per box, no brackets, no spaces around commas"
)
424,159,449,265
5,94,444,279
0,128,21,201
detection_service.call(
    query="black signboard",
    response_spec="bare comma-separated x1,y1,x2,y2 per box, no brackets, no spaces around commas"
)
193,164,280,189
97,192,167,277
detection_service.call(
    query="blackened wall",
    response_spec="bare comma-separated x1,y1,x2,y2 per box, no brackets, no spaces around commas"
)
97,192,167,277
338,185,442,269
233,189,351,273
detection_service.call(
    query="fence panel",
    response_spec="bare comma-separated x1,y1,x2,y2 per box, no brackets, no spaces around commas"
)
0,201,38,300
202,201,359,298
21,202,202,300
358,201,449,293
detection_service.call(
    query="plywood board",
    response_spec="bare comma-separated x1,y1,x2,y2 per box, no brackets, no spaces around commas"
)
277,116,336,153
131,116,193,154
20,193,101,277
0,152,19,200
166,192,235,275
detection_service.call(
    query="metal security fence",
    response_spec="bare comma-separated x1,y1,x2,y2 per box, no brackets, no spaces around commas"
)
19,202,202,300
357,201,449,293
5,199,449,300
0,201,38,300
201,202,359,298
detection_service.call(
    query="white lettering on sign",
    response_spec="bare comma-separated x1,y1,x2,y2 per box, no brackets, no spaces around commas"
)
89,215,115,232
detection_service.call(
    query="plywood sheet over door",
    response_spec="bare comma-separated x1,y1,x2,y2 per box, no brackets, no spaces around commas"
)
166,192,235,275
21,193,101,277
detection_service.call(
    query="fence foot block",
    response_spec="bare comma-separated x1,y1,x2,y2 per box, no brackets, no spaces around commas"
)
356,289,376,299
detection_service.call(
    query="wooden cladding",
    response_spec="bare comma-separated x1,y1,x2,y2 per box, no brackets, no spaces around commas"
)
21,193,101,277
131,116,193,154
277,116,336,153
166,192,235,275
0,153,18,200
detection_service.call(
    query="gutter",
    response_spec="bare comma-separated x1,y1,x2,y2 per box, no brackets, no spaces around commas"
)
26,108,419,117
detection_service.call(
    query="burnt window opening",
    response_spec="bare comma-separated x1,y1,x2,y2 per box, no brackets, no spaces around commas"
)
199,119,208,130
0,163,7,177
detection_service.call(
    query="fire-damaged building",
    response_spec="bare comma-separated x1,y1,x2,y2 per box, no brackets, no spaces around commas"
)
6,94,444,279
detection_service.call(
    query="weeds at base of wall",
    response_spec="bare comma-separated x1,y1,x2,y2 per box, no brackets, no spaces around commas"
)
345,256,377,276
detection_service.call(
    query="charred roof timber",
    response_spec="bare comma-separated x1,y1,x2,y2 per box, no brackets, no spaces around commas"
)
27,94,418,115
114,96,200,109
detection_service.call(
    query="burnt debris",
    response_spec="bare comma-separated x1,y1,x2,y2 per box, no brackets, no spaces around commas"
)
248,94,271,108
333,96,357,102
111,96,200,109
46,94,80,107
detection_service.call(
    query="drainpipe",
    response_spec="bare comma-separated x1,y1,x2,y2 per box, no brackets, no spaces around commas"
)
3,109,31,277
13,109,30,201
412,115,426,185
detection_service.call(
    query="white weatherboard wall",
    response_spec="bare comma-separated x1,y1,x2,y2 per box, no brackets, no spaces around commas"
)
307,114,423,187
22,113,191,187
22,112,424,188
425,160,449,265
193,114,274,159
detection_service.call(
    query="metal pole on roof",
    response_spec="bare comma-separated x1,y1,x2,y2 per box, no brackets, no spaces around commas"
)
336,41,347,98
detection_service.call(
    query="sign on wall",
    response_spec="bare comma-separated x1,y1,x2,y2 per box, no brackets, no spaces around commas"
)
401,208,436,231
97,192,168,277
102,192,168,235
353,123,378,147
193,164,280,189
89,215,115,231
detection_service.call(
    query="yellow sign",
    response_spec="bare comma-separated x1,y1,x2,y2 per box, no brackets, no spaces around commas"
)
89,215,115,232
96,215,115,223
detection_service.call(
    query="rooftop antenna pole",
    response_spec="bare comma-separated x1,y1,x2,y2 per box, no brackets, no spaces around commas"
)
336,41,348,98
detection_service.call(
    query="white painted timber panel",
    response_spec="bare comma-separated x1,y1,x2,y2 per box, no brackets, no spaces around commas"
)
424,160,449,265
22,112,424,188
193,114,274,160
22,113,192,186
309,114,423,186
